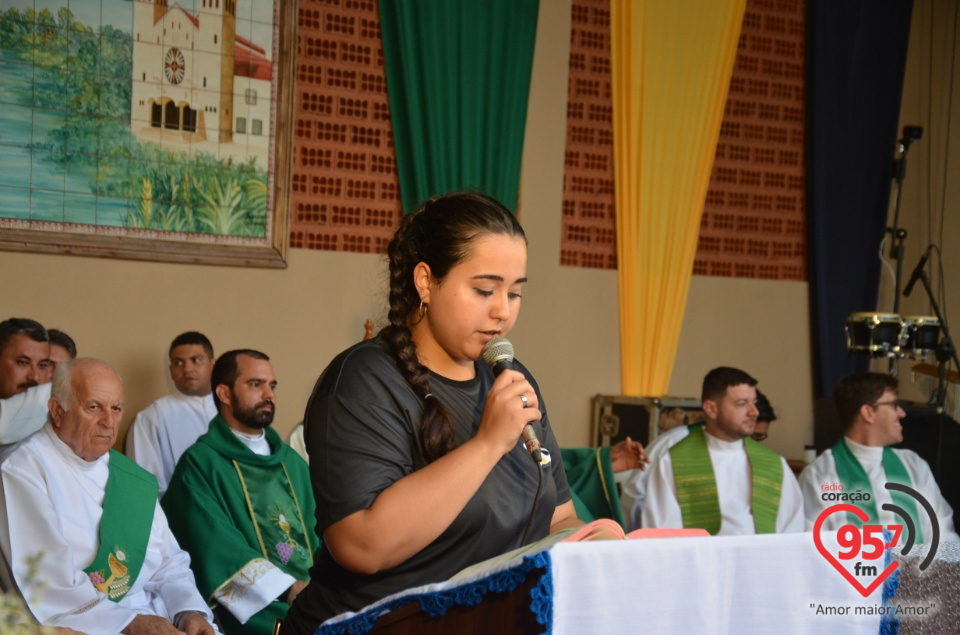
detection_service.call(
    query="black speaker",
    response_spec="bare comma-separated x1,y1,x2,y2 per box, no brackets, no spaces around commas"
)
897,403,960,516
813,397,842,454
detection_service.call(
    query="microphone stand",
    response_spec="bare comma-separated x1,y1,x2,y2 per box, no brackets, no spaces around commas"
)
913,266,959,480
887,138,913,375
889,138,914,315
913,269,960,402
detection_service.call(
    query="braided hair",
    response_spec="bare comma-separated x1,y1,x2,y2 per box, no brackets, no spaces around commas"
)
380,191,526,462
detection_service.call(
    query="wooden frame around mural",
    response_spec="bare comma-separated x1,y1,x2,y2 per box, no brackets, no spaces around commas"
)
0,0,296,268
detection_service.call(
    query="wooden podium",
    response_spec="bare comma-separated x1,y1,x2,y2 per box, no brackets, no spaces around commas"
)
368,570,542,634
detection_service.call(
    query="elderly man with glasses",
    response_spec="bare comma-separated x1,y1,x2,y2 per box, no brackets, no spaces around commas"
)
799,371,959,543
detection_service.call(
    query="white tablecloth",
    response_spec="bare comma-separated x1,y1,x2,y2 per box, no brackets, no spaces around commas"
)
550,532,885,635
317,532,891,634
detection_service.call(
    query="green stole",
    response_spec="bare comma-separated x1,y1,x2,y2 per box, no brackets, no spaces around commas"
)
670,426,783,535
831,438,921,542
83,451,158,601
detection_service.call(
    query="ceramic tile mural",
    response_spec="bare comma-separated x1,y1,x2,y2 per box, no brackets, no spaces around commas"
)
0,0,292,264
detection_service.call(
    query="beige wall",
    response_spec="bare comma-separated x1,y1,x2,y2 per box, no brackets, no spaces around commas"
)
29,0,960,464
0,247,387,441
879,0,960,405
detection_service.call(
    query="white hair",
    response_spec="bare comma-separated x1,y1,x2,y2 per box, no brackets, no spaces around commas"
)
50,358,122,413
51,359,75,410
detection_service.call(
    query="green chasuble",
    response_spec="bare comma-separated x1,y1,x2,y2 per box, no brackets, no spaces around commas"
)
670,427,783,535
162,416,320,635
561,446,626,529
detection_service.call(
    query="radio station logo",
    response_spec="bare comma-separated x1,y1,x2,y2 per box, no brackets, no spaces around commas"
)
813,482,940,597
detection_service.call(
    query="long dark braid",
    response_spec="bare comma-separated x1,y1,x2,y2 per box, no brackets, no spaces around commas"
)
379,191,526,462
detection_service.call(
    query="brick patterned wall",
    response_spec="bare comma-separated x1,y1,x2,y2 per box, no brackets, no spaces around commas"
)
290,0,402,254
560,0,808,280
560,0,617,269
291,0,807,281
695,0,807,280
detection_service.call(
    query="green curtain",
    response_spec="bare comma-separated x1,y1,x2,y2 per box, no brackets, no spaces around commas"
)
378,0,539,213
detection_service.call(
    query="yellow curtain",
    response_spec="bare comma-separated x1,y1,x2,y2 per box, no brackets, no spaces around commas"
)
610,0,745,396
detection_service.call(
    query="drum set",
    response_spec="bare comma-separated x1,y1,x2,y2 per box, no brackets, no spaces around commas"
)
846,312,942,359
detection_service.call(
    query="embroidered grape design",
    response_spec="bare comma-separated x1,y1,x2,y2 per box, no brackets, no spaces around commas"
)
276,542,293,564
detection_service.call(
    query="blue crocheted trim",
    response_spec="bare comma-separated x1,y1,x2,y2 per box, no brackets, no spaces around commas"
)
878,529,901,635
315,552,553,635
528,551,553,628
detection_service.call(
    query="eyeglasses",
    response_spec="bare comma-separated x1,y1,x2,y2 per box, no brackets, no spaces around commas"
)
872,400,902,410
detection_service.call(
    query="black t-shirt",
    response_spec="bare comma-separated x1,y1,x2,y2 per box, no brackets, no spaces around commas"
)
283,337,570,631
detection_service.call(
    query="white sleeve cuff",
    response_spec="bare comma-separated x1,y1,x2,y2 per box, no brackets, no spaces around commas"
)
213,559,296,624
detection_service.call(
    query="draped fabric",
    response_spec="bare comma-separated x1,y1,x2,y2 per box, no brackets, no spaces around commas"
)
806,0,914,398
610,0,746,396
378,0,539,213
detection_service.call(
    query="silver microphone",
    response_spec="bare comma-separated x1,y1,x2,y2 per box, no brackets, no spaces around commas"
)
481,336,542,463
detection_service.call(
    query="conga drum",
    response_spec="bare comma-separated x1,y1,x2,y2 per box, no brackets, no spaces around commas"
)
900,316,940,358
845,312,903,357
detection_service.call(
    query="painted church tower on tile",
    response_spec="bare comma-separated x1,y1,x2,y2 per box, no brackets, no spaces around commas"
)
130,0,272,152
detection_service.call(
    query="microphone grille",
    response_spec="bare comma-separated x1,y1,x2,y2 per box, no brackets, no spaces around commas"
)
481,336,514,367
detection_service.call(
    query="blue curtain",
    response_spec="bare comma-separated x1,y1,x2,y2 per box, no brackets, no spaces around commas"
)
806,0,915,398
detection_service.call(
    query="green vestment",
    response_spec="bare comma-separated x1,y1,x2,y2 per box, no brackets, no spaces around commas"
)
83,451,158,602
670,427,783,534
562,446,626,529
162,416,319,635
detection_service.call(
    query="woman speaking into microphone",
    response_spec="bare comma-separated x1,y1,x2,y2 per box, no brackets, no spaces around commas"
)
282,191,580,632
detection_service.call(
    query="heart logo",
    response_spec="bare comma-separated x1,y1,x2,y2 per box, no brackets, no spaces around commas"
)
813,503,899,598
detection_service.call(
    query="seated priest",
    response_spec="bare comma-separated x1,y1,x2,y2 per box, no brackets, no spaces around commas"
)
621,390,775,531
642,367,804,535
0,358,217,635
163,349,319,635
799,371,959,543
562,437,646,527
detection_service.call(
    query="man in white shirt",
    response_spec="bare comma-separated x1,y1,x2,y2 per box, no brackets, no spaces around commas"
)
126,332,217,495
0,358,217,634
621,390,776,530
799,372,959,543
0,318,50,401
643,367,804,535
0,319,56,461
44,328,78,379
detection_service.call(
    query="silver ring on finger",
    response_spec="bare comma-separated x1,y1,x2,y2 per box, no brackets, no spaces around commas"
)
519,393,529,408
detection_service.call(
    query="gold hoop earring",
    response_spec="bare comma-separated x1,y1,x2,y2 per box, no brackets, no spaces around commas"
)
419,300,428,318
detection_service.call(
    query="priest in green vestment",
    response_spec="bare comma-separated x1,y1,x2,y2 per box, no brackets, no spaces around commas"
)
163,350,320,635
643,367,804,535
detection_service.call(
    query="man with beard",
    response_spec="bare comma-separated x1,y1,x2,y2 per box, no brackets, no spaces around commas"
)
126,332,218,495
162,350,319,635
642,367,804,535
620,390,775,531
